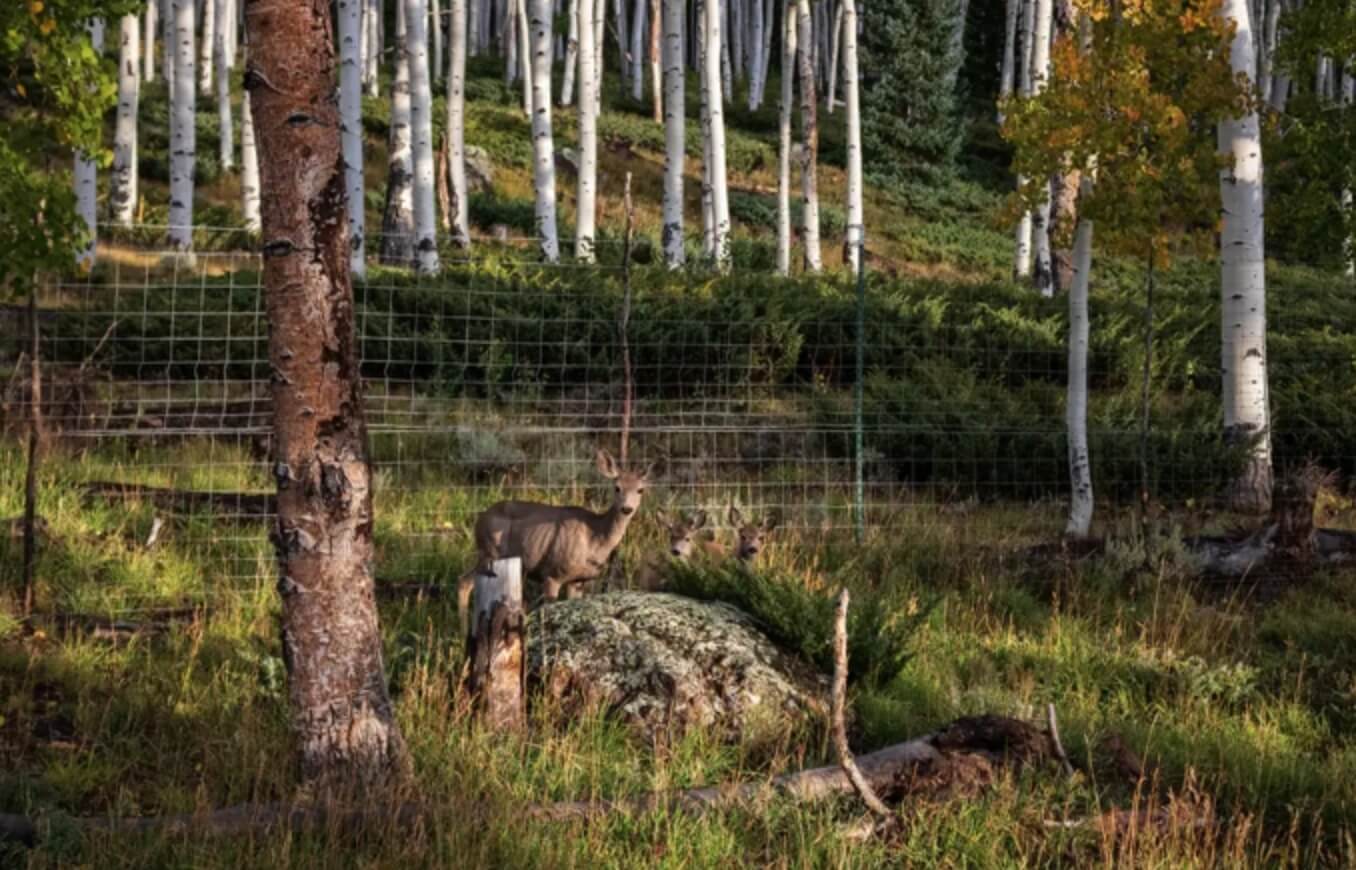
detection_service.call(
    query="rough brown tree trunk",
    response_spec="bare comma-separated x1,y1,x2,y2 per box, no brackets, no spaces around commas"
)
462,557,526,730
244,0,409,790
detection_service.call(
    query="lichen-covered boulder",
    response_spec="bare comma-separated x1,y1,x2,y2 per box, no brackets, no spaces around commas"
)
528,592,827,741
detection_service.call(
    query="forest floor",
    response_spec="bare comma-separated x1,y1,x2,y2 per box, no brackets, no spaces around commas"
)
3,59,1356,868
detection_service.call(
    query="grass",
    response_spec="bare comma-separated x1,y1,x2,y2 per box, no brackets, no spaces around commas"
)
3,436,1356,866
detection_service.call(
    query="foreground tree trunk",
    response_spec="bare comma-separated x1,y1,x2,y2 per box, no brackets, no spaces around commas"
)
661,0,685,266
169,0,195,251
776,0,795,276
111,14,140,228
1218,0,1272,513
240,87,261,231
1065,179,1093,538
795,0,821,272
576,0,598,262
340,0,367,277
244,0,409,789
406,0,442,273
448,0,471,248
530,0,562,262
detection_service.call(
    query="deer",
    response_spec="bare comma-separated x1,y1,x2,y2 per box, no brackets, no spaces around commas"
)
727,505,780,562
634,508,712,591
458,449,654,634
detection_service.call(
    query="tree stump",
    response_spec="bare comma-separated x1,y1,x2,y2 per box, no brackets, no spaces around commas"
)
463,557,526,730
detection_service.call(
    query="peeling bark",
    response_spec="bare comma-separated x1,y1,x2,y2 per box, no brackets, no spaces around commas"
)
244,0,409,789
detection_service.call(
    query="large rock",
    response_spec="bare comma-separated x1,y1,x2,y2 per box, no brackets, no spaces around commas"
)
528,593,827,741
465,145,494,193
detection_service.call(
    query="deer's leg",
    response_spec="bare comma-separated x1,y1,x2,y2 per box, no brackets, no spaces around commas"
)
543,577,563,600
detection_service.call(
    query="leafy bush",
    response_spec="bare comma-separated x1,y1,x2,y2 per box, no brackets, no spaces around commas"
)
666,561,929,688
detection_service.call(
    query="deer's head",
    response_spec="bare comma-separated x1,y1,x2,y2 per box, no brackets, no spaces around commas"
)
728,506,779,562
597,449,655,517
655,508,709,558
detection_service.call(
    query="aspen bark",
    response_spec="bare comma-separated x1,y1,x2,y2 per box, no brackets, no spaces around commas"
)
531,0,562,262
841,0,861,275
594,0,605,113
406,0,441,273
162,0,176,100
199,0,214,94
1065,179,1093,538
365,0,382,97
432,0,444,84
650,0,662,121
169,1,195,251
703,0,731,269
795,0,821,272
631,0,647,101
240,87,261,231
244,0,409,788
825,0,841,113
382,0,416,263
75,20,104,270
1029,0,1054,297
745,0,763,110
560,0,579,104
519,0,534,112
998,0,1018,122
1013,0,1035,278
340,0,367,277
1218,0,1272,512
111,15,140,228
462,558,526,731
448,0,471,248
699,13,715,258
661,0,686,266
215,0,234,172
144,0,157,82
776,0,795,276
576,0,598,262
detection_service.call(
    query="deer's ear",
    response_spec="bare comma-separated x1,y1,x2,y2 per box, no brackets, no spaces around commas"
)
692,509,708,529
728,505,743,527
596,449,619,479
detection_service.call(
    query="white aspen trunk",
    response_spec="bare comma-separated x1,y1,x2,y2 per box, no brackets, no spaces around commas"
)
730,0,743,84
615,0,631,86
650,0,662,120
240,87,261,231
469,0,482,54
577,0,599,262
340,0,367,277
776,0,795,276
594,0,606,114
111,15,140,228
1065,180,1094,538
519,0,534,113
214,0,233,172
530,0,562,262
169,0,195,251
795,0,821,272
383,0,416,262
367,0,384,97
631,0,647,101
1013,0,1034,279
661,0,685,266
704,0,731,269
199,0,214,94
826,0,842,113
700,38,715,258
506,0,519,83
144,0,157,82
432,0,444,84
754,0,773,106
1260,0,1277,103
842,0,861,275
720,0,733,99
745,0,762,110
226,0,237,69
561,0,579,104
449,0,471,248
998,0,1018,123
162,0,175,101
1029,0,1054,297
1218,0,1271,513
75,20,105,269
405,0,441,273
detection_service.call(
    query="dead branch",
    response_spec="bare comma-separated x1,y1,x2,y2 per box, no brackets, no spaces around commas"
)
832,589,892,818
1046,703,1074,778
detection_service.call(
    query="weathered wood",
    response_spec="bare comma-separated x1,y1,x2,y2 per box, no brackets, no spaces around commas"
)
831,589,891,818
463,557,526,731
24,284,43,616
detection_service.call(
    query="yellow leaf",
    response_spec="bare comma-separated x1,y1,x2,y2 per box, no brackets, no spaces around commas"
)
40,17,56,35
29,0,43,14
16,83,26,98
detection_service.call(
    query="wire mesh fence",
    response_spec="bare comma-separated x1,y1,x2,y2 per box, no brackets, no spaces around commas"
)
4,225,1355,612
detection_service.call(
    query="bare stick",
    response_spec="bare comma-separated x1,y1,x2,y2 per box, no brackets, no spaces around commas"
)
1046,703,1074,778
23,280,43,617
618,171,635,463
76,318,119,378
832,588,892,818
